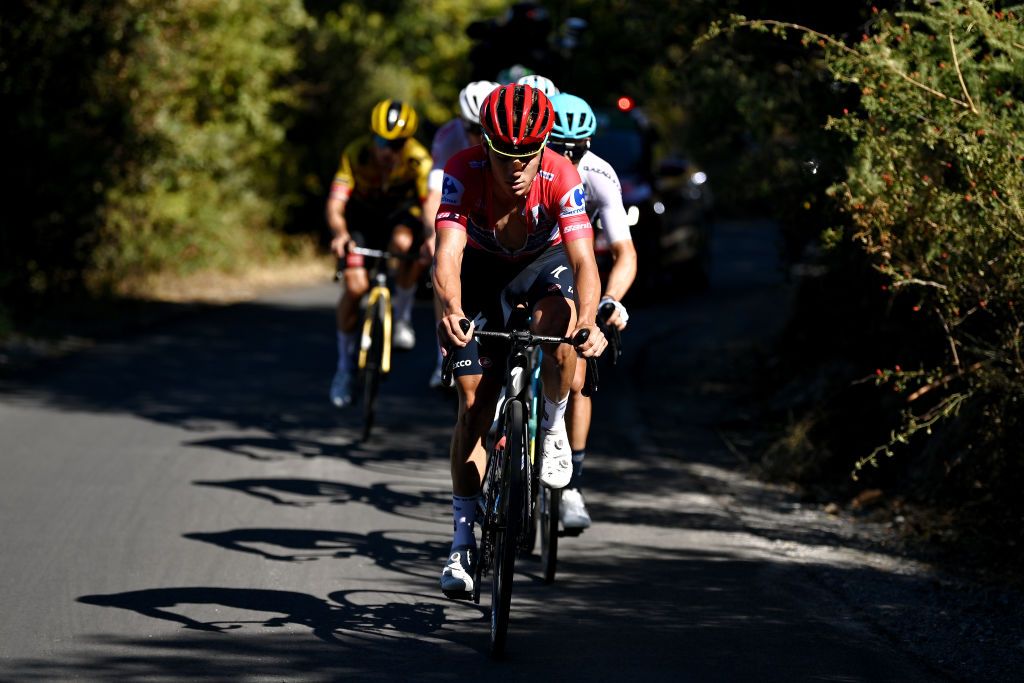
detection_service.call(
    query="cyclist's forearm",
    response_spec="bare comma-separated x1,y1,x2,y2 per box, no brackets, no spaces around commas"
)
567,241,601,325
432,232,464,313
435,271,463,316
326,197,348,237
604,239,637,301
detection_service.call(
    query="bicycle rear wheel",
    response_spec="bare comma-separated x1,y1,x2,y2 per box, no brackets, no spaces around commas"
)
490,399,525,659
360,298,387,441
524,352,543,554
540,485,560,584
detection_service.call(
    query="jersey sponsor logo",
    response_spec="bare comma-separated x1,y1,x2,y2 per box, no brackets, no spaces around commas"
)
453,359,472,369
538,169,554,181
550,265,568,279
441,174,465,204
560,184,587,217
547,283,562,293
479,356,493,368
468,159,487,169
562,222,592,234
582,163,620,188
435,210,464,224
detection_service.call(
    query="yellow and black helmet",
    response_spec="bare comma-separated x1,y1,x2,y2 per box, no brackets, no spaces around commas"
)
370,99,419,140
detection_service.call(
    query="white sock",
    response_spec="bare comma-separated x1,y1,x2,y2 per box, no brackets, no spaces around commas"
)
394,284,416,323
540,393,569,431
336,330,353,372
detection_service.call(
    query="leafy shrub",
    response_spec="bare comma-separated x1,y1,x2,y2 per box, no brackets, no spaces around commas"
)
703,1,1024,552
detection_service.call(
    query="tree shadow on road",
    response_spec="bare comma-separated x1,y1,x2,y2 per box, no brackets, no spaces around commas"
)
0,301,448,458
183,528,449,580
183,426,452,476
193,478,450,523
0,544,974,681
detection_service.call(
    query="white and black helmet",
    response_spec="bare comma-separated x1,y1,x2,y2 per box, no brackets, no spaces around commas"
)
459,80,500,124
516,74,559,97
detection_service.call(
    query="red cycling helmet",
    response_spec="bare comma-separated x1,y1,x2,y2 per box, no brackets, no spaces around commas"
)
479,83,554,157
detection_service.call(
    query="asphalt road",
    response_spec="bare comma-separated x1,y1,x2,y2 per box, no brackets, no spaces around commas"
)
0,222,952,681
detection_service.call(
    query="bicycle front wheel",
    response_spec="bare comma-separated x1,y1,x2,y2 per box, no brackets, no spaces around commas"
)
490,399,525,659
540,485,560,584
360,298,387,441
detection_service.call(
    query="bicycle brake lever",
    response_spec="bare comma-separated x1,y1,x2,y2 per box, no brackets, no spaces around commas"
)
581,356,599,397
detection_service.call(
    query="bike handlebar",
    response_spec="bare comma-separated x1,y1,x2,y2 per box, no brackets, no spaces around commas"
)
441,319,599,396
334,246,420,281
347,246,420,261
598,301,622,366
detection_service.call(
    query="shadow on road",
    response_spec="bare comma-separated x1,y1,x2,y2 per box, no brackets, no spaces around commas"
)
193,478,449,522
2,546,949,681
0,298,450,462
183,528,448,579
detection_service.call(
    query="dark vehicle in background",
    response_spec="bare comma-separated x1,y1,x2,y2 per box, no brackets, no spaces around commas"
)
590,103,713,300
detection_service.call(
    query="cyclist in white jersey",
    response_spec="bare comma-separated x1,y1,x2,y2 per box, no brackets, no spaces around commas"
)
548,93,637,529
422,81,499,388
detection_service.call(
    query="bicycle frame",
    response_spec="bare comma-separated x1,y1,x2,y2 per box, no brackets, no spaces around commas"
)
358,268,392,375
442,320,594,657
339,245,417,441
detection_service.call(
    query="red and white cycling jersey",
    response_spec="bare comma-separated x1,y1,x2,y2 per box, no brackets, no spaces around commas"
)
435,146,593,261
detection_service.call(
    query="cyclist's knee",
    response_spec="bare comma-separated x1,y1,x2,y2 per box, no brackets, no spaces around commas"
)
343,269,369,296
532,295,575,335
390,225,414,253
570,357,587,392
458,379,497,427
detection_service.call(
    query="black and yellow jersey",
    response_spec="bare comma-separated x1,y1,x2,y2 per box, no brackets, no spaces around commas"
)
329,135,432,206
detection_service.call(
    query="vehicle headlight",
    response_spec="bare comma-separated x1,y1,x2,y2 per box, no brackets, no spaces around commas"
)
653,201,665,215
626,205,640,226
690,171,707,186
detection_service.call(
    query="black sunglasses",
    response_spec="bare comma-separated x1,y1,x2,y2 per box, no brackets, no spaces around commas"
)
548,139,589,163
373,135,406,151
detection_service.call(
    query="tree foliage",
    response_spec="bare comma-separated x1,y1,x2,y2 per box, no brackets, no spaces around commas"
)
0,0,506,315
696,1,1024,552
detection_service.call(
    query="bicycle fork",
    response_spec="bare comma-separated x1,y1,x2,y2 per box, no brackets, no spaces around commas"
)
358,280,392,373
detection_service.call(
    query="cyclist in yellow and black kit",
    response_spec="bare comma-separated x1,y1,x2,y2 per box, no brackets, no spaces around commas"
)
327,99,433,408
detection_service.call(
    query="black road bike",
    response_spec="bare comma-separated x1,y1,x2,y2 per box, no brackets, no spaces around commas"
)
442,318,597,658
535,300,620,584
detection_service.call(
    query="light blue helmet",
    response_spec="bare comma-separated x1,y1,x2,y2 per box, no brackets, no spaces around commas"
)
549,93,597,141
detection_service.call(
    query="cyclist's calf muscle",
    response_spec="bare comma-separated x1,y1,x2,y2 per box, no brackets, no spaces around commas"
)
451,372,501,496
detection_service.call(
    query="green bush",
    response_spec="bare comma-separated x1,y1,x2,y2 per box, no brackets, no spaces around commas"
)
702,1,1024,551
0,1,506,313
90,0,312,287
821,2,1024,478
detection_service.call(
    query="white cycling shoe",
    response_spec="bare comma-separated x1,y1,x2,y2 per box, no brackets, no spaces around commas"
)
329,368,353,408
393,319,415,350
540,423,572,489
560,488,592,529
428,363,444,389
440,546,475,598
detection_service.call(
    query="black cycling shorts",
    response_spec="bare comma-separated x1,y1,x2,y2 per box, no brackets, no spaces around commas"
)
450,244,576,379
344,198,422,260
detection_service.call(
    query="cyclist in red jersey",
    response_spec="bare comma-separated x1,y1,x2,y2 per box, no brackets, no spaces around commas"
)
434,83,607,596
